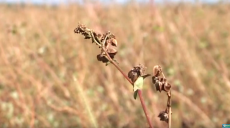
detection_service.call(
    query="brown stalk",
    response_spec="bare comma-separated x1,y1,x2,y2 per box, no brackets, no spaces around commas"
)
167,91,172,128
162,72,171,128
152,66,172,127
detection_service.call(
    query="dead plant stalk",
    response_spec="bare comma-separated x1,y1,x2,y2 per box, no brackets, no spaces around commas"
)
74,24,173,128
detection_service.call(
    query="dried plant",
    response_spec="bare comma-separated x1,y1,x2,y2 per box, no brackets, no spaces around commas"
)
74,24,173,128
152,65,172,127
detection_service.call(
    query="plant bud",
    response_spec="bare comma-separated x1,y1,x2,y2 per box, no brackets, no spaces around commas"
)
163,82,171,92
128,70,138,83
153,65,162,77
158,111,169,123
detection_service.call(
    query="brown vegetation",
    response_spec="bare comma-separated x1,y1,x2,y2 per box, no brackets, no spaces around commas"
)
0,2,230,128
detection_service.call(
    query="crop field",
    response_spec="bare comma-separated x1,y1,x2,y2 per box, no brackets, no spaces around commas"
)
0,2,230,128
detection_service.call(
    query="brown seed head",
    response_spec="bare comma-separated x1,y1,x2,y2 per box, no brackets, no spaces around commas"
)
158,111,169,123
128,64,147,83
153,65,162,77
163,82,171,92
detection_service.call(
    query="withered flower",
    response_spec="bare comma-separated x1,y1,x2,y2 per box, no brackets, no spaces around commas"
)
158,111,169,123
97,36,118,63
106,38,117,47
163,82,171,92
152,76,171,92
128,65,148,83
97,52,117,63
153,65,162,77
74,24,118,64
97,54,109,63
152,77,163,92
128,69,139,83
74,24,91,39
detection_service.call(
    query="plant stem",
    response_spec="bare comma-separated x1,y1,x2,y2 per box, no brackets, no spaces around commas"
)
73,77,98,128
138,90,153,128
167,91,171,128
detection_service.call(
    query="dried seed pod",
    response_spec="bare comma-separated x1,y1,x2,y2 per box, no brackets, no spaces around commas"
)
97,54,109,63
154,80,160,92
158,111,169,123
97,52,117,63
106,44,117,54
159,77,164,82
74,24,86,33
152,76,158,84
111,38,118,46
128,64,147,83
106,38,118,47
138,65,146,76
163,82,171,92
100,31,115,44
128,70,138,83
153,78,164,92
158,82,163,92
108,52,116,59
153,65,162,77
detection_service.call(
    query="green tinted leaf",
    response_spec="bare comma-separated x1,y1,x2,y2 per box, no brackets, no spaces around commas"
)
133,77,144,92
133,77,144,99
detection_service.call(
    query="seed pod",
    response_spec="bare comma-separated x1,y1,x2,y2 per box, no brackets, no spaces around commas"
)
97,54,109,63
128,70,138,83
153,65,162,77
111,38,118,46
128,64,148,83
159,77,165,82
158,111,169,123
163,82,171,92
154,80,163,92
107,45,117,54
154,80,160,92
106,38,118,46
108,52,116,59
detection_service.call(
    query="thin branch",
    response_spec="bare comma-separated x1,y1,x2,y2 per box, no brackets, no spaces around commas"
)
167,91,172,128
162,72,171,128
138,90,153,128
89,31,102,47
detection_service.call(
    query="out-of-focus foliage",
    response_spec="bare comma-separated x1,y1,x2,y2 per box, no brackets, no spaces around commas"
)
0,2,230,128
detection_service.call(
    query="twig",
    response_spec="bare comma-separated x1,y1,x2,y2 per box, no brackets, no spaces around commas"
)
138,90,154,128
73,77,98,128
167,91,171,128
162,72,171,128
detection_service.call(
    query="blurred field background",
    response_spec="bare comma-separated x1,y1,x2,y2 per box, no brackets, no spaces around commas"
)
0,0,230,127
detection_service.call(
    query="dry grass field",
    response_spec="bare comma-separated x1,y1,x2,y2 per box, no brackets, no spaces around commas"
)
0,2,230,128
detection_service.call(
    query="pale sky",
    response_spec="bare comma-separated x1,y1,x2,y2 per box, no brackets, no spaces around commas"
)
0,0,226,4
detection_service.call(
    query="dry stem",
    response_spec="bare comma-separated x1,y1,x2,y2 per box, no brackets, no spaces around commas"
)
167,91,172,128
162,72,171,128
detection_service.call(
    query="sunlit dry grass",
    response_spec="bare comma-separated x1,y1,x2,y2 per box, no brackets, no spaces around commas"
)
0,2,230,128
